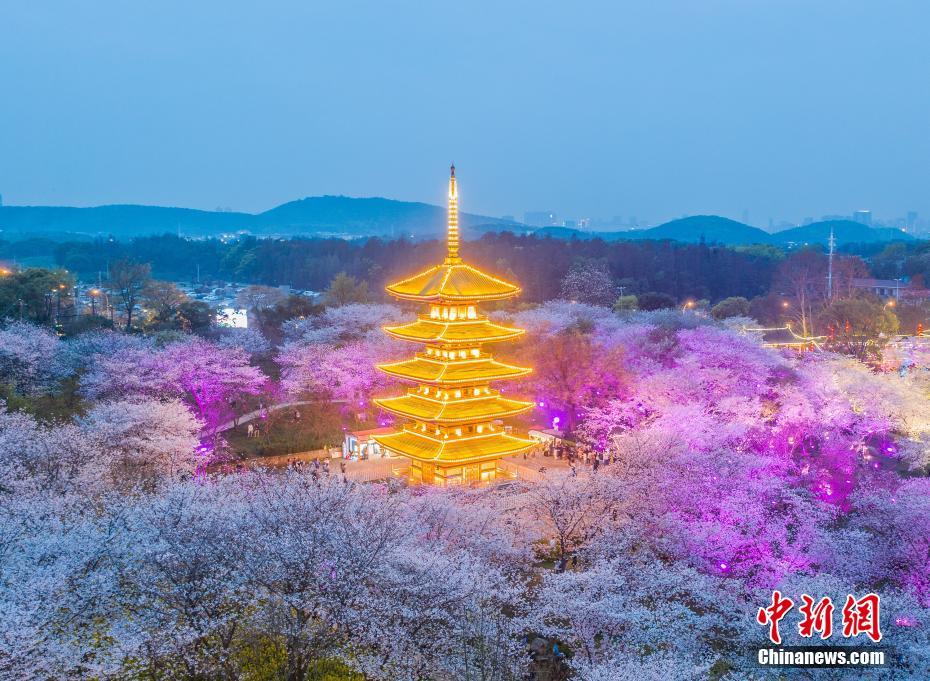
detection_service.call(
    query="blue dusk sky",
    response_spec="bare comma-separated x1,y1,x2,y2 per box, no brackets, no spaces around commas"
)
0,0,927,226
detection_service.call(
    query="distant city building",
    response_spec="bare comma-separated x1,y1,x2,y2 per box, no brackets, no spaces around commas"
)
217,307,248,328
0,193,3,206
851,278,901,299
524,210,558,227
851,278,930,303
578,217,591,229
906,211,918,231
852,210,872,226
563,219,576,229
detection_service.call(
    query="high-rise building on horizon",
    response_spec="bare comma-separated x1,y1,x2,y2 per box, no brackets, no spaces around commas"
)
523,210,558,227
853,209,872,226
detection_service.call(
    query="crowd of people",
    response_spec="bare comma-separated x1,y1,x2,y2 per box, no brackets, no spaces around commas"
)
524,437,619,476
282,455,348,480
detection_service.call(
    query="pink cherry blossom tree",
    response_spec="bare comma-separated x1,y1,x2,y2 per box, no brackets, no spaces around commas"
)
155,338,266,432
0,322,71,396
277,336,402,404
78,397,201,491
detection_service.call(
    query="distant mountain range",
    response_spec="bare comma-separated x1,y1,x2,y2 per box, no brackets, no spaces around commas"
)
0,198,919,247
536,215,918,247
0,196,517,241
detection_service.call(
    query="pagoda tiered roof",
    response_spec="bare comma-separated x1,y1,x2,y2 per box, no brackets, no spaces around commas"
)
385,262,520,302
375,391,534,423
374,428,535,464
373,166,535,481
377,355,531,384
384,316,524,344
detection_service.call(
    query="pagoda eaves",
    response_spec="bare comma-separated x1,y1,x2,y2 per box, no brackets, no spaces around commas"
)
375,390,534,424
375,428,534,465
384,316,524,344
378,355,531,384
385,262,521,302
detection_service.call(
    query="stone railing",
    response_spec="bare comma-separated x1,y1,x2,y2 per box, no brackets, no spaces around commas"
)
346,458,410,483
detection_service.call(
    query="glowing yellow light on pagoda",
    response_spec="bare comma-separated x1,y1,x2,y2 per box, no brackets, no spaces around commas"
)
446,164,460,263
373,165,534,486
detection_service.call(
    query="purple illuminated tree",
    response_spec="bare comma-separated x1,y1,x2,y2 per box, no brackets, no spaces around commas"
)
155,339,266,433
78,346,171,401
277,336,401,404
78,337,266,434
523,329,627,432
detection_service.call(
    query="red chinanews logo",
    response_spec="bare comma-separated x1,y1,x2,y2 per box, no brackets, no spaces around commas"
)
757,592,882,644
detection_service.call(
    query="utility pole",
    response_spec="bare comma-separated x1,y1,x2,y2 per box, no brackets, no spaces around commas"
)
826,225,835,300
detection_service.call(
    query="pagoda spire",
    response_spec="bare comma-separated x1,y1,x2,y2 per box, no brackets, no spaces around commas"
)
446,163,461,263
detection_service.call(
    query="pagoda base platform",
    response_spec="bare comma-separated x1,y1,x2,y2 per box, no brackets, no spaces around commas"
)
408,458,502,486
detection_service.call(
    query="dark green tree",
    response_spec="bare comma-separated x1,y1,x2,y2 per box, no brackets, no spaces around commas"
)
711,296,751,320
636,292,676,311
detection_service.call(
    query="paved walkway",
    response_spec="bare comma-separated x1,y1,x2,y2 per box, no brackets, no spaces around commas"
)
211,401,312,434
207,451,408,482
507,452,574,471
208,444,586,484
208,399,345,436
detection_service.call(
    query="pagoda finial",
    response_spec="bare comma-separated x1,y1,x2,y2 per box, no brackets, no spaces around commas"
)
446,163,460,263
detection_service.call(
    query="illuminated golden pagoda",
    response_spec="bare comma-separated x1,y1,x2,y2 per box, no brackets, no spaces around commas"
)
374,165,534,485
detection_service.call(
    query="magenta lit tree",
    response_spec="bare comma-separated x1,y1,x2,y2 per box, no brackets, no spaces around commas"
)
277,336,402,405
155,339,266,434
